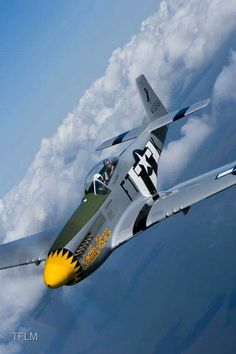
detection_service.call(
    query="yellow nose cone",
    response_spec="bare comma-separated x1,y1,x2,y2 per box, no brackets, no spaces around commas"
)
44,249,81,289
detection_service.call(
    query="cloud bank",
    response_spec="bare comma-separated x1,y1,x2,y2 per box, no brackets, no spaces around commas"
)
1,0,236,241
0,0,235,350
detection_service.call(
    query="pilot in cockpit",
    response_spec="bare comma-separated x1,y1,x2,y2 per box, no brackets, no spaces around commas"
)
102,159,114,184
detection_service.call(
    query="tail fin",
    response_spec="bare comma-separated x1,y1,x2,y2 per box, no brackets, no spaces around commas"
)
136,74,168,159
136,74,167,124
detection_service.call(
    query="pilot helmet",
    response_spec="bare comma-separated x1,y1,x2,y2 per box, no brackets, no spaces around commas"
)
104,159,112,166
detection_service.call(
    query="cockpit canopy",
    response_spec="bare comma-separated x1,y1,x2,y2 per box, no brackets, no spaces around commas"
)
85,157,118,195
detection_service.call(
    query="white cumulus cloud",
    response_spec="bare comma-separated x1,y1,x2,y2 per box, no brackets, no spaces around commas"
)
159,115,213,183
213,50,236,103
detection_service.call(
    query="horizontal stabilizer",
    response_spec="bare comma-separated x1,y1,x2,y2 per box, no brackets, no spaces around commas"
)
148,98,210,133
96,126,141,151
171,98,210,121
97,99,209,151
0,227,60,270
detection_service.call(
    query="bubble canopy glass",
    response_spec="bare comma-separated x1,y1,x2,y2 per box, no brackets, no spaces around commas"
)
85,157,118,195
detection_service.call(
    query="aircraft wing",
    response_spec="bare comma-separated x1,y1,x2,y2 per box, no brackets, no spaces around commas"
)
0,227,60,270
145,161,236,229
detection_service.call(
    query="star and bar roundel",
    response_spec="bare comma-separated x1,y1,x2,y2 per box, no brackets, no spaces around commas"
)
121,138,161,200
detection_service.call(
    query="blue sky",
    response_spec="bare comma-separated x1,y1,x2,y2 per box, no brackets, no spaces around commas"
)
0,0,157,197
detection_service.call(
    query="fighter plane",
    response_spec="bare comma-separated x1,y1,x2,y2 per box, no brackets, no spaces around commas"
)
0,75,235,289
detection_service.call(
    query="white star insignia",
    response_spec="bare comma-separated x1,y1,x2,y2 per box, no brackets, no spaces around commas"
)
135,152,152,174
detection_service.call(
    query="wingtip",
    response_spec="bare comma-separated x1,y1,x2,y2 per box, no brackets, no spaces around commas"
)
203,97,211,106
95,145,102,152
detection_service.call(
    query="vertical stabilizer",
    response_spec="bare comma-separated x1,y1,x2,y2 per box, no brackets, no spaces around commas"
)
136,74,167,124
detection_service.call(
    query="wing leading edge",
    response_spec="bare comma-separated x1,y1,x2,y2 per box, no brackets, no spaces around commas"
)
0,227,60,270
